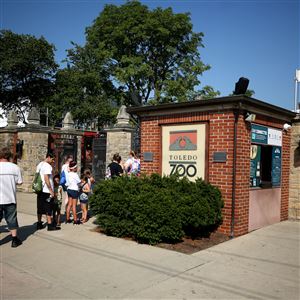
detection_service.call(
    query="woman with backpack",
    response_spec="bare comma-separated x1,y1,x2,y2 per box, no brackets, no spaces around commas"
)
124,150,140,176
60,154,73,213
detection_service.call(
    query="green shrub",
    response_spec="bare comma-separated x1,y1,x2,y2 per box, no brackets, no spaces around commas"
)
90,174,223,244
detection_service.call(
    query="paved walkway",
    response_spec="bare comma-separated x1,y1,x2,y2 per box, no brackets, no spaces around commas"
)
1,192,300,299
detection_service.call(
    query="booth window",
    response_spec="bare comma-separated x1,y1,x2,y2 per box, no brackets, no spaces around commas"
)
260,145,272,188
250,144,281,188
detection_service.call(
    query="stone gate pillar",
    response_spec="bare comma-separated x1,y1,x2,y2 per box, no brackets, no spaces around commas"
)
17,107,49,192
0,110,18,153
61,112,82,172
289,115,300,219
105,105,134,166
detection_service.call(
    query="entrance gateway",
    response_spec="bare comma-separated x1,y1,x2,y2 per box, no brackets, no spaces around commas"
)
127,95,296,237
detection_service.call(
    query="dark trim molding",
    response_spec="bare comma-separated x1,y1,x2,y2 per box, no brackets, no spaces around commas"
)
127,96,296,122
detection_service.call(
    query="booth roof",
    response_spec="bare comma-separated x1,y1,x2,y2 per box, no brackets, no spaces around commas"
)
127,95,296,122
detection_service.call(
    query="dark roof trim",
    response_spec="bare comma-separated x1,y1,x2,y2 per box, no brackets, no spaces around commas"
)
127,96,296,122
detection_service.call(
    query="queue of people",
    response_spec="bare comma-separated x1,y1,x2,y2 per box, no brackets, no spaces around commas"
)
0,147,140,248
107,150,140,179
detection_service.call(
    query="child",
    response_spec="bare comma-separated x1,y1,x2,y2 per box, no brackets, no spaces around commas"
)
79,174,91,223
83,169,95,193
53,174,63,227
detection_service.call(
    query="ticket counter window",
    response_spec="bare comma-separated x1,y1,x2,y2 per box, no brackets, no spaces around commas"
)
250,144,281,188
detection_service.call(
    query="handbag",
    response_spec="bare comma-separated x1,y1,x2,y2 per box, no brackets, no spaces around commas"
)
60,170,66,185
79,192,88,201
32,171,43,193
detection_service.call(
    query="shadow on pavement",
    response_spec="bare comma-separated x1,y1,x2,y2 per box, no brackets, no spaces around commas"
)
0,223,37,246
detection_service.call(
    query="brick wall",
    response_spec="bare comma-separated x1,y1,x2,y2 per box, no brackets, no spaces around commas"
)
139,110,289,237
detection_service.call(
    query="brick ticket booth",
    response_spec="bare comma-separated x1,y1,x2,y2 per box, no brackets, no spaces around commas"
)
127,96,296,237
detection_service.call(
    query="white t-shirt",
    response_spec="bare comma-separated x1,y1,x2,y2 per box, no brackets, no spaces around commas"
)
125,157,134,172
67,172,81,191
0,162,22,204
36,161,53,193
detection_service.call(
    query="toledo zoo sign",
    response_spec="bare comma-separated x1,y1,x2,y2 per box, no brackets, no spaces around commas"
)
162,124,206,181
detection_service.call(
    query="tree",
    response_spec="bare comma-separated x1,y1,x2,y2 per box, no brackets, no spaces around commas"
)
67,0,216,106
50,65,118,128
49,42,119,127
0,30,58,123
229,89,255,97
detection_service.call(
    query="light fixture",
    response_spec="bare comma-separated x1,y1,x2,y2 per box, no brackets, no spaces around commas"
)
244,112,256,122
283,123,292,131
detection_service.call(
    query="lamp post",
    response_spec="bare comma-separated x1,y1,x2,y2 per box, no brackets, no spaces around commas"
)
295,69,300,112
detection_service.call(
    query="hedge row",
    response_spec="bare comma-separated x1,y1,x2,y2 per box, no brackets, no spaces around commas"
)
89,174,223,245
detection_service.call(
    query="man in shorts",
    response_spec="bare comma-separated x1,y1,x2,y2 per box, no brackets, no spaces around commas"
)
0,147,23,248
35,151,60,231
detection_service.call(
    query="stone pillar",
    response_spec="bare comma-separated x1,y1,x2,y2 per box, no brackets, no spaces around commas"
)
17,131,49,192
27,107,40,126
62,112,75,130
61,112,82,171
289,115,300,220
105,105,134,166
0,110,18,151
7,110,19,128
16,107,49,192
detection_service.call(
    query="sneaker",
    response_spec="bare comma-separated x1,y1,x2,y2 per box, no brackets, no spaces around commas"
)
47,225,61,231
11,237,22,248
36,222,43,230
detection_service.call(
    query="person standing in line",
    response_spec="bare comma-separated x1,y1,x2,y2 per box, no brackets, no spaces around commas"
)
60,154,73,214
79,174,91,223
83,169,95,220
83,169,95,192
53,174,63,227
108,153,124,179
65,161,81,225
124,150,140,176
124,150,135,174
35,151,60,231
0,147,23,247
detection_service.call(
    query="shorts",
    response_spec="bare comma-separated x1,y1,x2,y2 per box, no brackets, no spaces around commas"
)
79,193,88,204
38,192,54,216
67,189,79,199
0,203,19,230
53,200,62,213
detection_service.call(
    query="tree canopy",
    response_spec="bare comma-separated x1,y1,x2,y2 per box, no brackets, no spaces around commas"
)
0,30,57,123
66,0,218,106
50,64,118,128
0,1,221,127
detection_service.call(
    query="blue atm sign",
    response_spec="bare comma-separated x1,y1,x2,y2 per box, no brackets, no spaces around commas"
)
251,124,268,144
251,124,282,146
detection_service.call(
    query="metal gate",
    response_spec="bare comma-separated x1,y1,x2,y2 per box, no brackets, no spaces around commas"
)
133,121,141,155
48,133,77,174
92,132,107,181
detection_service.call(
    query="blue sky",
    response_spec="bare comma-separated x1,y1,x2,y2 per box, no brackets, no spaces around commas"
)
0,0,299,111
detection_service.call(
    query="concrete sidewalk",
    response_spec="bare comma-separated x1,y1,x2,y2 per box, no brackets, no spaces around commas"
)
1,193,299,299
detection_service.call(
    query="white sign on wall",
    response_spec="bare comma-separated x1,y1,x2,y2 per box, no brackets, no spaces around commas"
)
162,124,206,181
267,128,282,146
